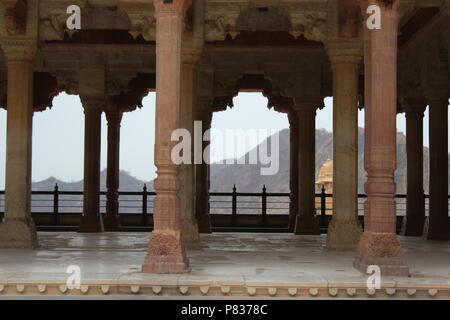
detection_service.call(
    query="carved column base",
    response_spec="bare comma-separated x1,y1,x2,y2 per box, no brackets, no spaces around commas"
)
103,214,119,231
78,215,104,233
142,231,190,273
354,232,409,276
0,218,38,248
197,214,212,233
403,216,425,237
326,219,362,251
426,217,450,241
294,215,320,235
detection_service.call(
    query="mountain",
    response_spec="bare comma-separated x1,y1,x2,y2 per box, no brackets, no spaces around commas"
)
32,170,153,192
32,127,442,195
210,127,435,194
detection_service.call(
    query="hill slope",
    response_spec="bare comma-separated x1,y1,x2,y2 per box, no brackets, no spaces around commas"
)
210,127,434,194
32,127,441,195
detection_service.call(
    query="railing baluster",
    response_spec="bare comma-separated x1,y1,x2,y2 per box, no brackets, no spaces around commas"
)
262,185,267,226
142,184,148,226
232,185,237,226
53,183,59,225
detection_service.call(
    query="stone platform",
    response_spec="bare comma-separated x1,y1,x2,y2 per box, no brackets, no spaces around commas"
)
0,232,448,299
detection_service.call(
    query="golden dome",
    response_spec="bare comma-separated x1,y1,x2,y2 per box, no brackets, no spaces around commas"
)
316,160,333,186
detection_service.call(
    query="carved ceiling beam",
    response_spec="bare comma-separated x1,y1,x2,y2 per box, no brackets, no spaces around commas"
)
400,2,450,50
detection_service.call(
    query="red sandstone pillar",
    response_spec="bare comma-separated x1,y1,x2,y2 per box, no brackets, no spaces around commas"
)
288,111,299,232
427,95,450,240
294,102,320,235
404,100,426,236
142,0,191,273
103,105,123,231
196,110,212,233
354,0,409,276
0,43,38,248
78,96,104,233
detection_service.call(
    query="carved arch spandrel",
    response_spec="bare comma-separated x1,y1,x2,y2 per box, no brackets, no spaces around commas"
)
212,73,294,114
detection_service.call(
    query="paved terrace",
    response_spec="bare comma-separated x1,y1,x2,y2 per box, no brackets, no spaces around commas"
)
0,233,448,299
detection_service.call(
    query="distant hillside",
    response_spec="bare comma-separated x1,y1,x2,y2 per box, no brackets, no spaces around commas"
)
32,127,444,195
210,127,436,194
32,170,153,192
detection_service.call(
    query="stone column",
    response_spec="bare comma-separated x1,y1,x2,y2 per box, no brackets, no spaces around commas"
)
195,110,212,233
78,96,104,232
179,50,200,247
326,44,362,250
427,95,450,240
0,42,38,248
103,105,123,231
403,100,426,236
142,0,191,273
288,110,299,232
354,0,409,276
294,102,320,235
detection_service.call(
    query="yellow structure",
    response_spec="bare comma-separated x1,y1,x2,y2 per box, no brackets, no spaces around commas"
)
315,160,333,215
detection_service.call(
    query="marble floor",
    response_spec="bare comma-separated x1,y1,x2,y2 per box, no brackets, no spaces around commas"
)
0,232,448,298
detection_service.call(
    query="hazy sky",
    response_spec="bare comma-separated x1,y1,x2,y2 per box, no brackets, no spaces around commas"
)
0,92,437,189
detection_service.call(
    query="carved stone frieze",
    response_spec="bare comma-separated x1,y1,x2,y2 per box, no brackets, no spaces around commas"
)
204,4,240,41
54,73,79,95
38,1,86,41
40,10,68,41
289,11,327,42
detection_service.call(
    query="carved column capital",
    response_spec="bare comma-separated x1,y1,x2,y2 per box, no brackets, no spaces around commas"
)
80,95,107,112
287,110,298,129
292,98,322,114
425,88,450,105
327,40,363,66
400,97,427,116
105,104,123,124
1,38,36,61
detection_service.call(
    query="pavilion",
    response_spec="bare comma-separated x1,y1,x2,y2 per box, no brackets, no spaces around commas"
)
0,0,449,297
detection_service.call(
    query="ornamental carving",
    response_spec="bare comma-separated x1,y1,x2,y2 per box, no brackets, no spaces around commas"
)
204,4,240,42
128,12,155,41
148,232,182,257
40,11,67,40
289,12,327,43
357,232,404,258
55,75,79,96
2,0,27,36
107,73,155,112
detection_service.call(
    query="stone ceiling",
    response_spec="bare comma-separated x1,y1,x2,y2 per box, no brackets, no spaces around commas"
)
0,0,448,111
